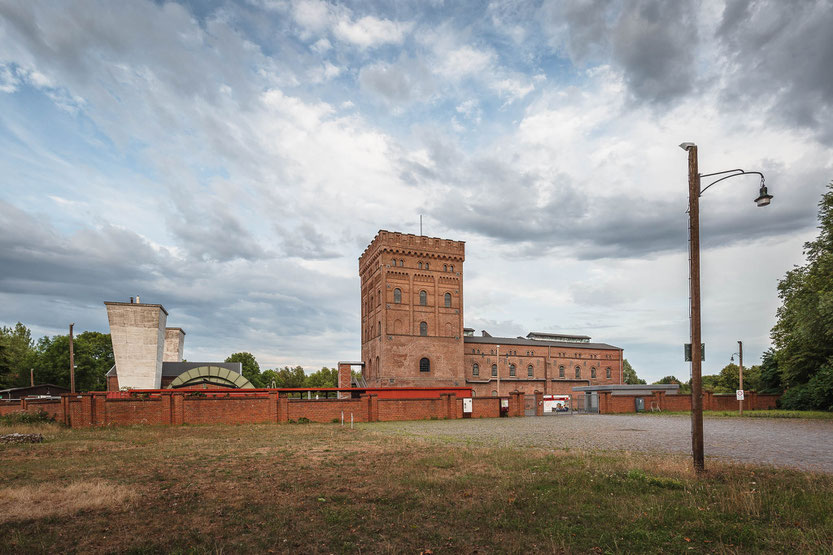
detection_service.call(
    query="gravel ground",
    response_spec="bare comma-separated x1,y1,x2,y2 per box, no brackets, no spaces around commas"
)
366,414,833,473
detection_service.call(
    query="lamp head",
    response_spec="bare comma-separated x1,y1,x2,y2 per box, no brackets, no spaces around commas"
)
679,142,696,151
755,178,773,207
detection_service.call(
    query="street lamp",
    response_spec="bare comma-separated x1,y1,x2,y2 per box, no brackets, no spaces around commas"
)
679,143,772,473
730,340,744,416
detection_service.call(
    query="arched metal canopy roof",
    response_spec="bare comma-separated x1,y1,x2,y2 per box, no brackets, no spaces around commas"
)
167,365,254,389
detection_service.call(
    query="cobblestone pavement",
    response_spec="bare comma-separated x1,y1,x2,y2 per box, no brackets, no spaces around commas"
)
367,414,833,473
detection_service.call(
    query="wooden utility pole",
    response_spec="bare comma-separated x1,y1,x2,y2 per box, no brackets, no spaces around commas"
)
686,144,705,473
69,323,76,394
738,340,743,416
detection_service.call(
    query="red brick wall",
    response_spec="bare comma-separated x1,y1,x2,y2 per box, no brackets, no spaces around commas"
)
105,398,166,426
287,399,367,423
471,397,500,418
183,397,272,425
0,399,62,419
377,398,444,421
597,391,783,414
0,401,22,416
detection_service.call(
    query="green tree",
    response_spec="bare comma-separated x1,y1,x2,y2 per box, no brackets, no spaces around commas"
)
716,363,741,392
35,331,113,391
771,182,833,387
305,367,337,388
263,366,307,388
0,322,38,387
225,352,263,388
622,359,646,384
758,348,782,394
653,375,682,385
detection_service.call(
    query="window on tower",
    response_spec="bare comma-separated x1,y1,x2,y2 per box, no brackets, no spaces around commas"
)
419,357,430,372
419,290,427,305
444,292,451,307
394,288,401,303
419,321,428,336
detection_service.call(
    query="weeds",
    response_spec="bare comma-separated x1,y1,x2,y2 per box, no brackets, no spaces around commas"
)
0,409,55,426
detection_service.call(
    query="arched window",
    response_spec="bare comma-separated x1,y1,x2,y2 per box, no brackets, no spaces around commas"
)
591,367,597,378
419,357,430,372
392,258,396,266
450,264,454,272
527,364,534,377
575,366,581,378
509,364,516,377
491,364,497,377
472,363,479,376
491,390,497,397
443,264,447,271
399,259,404,266
606,367,612,379
418,262,423,269
419,321,428,336
393,288,401,304
370,294,373,307
559,365,565,378
471,390,476,397
444,292,452,307
425,262,429,270
419,290,427,305
378,321,381,336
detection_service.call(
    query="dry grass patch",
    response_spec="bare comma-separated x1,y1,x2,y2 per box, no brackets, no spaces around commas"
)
0,480,139,523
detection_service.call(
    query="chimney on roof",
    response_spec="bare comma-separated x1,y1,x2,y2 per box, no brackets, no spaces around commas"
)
136,295,140,303
130,297,134,304
481,330,492,337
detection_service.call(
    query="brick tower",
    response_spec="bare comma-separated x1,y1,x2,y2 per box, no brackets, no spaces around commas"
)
359,231,465,387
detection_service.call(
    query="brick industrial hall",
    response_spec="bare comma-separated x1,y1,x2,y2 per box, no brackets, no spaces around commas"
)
359,230,624,398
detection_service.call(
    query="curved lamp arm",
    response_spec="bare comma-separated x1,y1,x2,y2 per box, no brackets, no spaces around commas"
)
698,169,772,206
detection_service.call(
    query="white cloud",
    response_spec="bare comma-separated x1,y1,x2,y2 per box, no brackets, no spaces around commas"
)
437,45,494,78
333,15,411,48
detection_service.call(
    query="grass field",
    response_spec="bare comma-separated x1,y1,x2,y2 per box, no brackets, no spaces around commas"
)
639,410,833,420
1,420,832,554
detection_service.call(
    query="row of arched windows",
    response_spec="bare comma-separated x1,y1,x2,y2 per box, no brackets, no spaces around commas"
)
472,363,538,377
393,288,453,308
471,363,613,379
556,366,612,379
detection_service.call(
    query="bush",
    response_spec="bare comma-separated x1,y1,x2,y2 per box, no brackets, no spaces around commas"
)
0,409,55,425
779,364,833,411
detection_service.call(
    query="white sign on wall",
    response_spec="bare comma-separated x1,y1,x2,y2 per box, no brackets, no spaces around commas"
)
462,398,473,413
736,390,745,401
501,399,509,409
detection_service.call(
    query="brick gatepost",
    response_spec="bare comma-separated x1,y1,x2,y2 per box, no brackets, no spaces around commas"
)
534,390,543,416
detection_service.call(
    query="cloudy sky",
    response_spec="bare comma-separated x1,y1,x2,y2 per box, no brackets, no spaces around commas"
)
1,0,831,382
